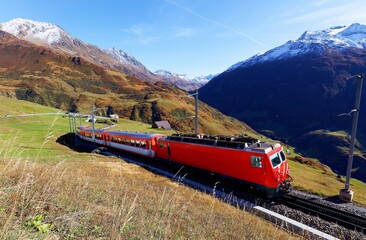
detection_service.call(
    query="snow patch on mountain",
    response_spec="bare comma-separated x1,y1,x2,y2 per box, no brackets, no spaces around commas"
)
105,47,146,69
0,18,70,45
0,18,156,81
154,70,216,83
227,23,366,71
191,74,217,83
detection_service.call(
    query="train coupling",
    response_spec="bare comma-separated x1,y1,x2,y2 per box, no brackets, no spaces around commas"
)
279,175,293,193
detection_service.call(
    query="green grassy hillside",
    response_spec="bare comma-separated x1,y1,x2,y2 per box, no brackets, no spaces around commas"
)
0,96,301,239
292,129,366,183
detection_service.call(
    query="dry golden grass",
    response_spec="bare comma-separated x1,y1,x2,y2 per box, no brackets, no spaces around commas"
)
0,153,299,239
289,159,366,206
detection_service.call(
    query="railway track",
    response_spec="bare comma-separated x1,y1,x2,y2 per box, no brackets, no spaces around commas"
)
277,193,366,232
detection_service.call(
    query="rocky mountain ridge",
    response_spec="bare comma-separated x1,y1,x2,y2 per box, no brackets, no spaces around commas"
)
0,18,160,83
227,23,366,71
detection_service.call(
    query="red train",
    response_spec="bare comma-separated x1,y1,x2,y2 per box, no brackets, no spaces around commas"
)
76,126,292,196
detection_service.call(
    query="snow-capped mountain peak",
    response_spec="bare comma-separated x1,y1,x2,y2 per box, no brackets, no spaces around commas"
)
0,18,69,45
0,18,160,82
227,23,366,71
154,69,189,80
154,70,216,84
191,74,217,83
154,69,216,91
105,47,146,69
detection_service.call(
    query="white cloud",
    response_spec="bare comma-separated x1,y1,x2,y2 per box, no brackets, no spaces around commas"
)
123,23,153,36
309,0,333,7
172,27,194,37
123,23,195,45
122,23,158,45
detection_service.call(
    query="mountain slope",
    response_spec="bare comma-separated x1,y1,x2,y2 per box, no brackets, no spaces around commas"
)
0,18,160,82
0,29,256,136
199,24,366,182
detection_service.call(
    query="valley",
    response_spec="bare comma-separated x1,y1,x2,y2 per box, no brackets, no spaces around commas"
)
1,16,366,239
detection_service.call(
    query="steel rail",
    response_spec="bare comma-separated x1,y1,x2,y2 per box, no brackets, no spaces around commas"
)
277,194,366,232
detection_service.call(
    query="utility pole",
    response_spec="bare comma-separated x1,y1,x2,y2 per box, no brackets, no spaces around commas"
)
339,74,364,202
73,113,77,140
191,89,199,135
91,104,96,146
68,112,72,133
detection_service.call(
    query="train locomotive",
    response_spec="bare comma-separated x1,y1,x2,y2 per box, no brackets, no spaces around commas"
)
76,126,292,196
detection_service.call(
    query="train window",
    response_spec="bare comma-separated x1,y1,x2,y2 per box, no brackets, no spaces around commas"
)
270,153,281,168
250,156,262,168
141,141,146,149
126,139,130,145
131,140,135,146
159,141,164,148
136,140,140,146
122,138,126,144
279,151,286,162
216,141,227,147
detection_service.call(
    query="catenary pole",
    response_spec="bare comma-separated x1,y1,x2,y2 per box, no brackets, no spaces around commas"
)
339,74,363,202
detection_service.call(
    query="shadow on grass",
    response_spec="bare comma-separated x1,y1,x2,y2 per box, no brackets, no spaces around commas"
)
56,133,97,153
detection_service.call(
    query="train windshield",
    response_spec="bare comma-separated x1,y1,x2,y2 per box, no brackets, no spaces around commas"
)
270,151,286,168
279,151,286,162
270,152,281,168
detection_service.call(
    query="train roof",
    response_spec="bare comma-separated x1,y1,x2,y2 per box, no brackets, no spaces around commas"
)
78,127,165,139
247,142,282,154
106,130,165,139
80,128,105,133
167,134,281,154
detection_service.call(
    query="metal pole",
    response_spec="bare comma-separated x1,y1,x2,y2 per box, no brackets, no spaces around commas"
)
73,114,77,142
91,105,96,146
339,74,363,202
68,112,72,133
73,114,77,133
195,89,198,135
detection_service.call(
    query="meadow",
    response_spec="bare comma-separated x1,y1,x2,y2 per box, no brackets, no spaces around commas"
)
0,96,365,239
0,96,298,239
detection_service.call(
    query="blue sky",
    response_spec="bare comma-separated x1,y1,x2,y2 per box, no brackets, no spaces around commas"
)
1,0,366,77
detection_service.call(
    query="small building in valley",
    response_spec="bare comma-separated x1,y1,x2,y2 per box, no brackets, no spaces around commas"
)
152,120,172,130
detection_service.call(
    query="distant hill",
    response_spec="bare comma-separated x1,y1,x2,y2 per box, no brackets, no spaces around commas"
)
199,24,366,181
